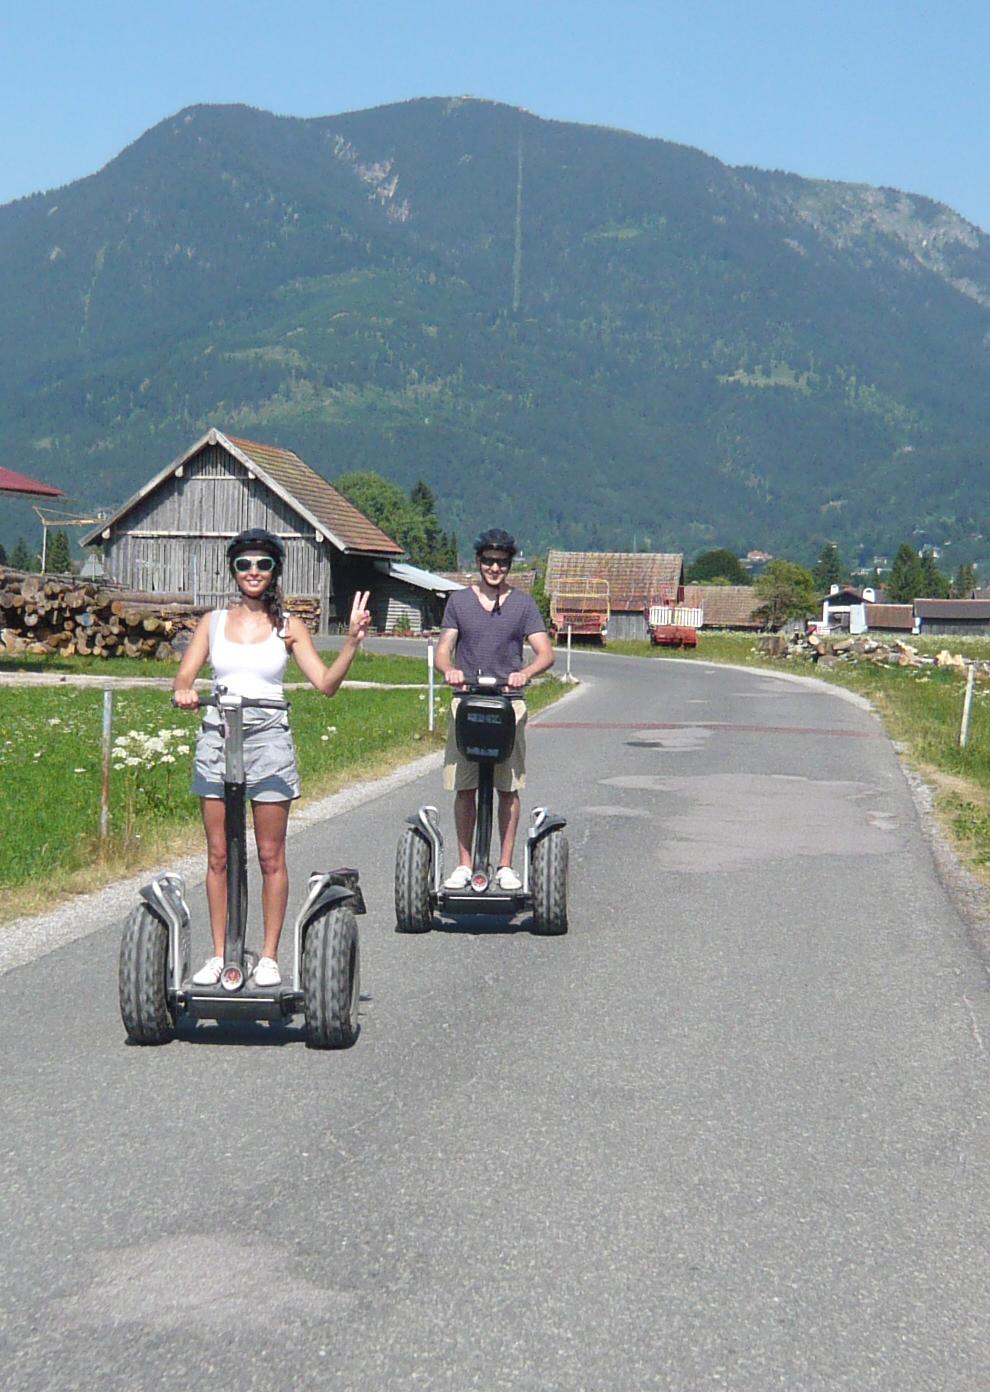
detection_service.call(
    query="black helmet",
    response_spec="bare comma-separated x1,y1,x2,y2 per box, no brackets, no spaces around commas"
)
226,528,285,570
473,527,517,557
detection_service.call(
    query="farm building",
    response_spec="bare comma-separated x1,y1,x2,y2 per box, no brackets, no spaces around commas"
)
79,428,454,634
913,599,990,636
683,585,763,630
864,603,915,634
545,550,685,641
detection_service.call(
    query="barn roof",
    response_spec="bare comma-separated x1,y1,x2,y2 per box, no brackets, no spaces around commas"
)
545,550,683,609
81,428,404,556
0,466,64,498
914,599,990,620
864,604,914,630
684,584,762,628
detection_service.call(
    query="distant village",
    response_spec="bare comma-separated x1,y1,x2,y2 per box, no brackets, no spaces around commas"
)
3,426,990,656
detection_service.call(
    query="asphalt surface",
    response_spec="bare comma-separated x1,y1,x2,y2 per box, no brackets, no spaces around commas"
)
4,650,990,1390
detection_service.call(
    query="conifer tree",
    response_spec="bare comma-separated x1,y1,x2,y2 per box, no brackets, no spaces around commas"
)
812,543,842,591
886,544,923,603
952,563,977,598
918,549,949,599
46,528,72,574
10,536,34,571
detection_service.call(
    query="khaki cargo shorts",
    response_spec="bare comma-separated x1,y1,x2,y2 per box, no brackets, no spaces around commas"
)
443,698,528,792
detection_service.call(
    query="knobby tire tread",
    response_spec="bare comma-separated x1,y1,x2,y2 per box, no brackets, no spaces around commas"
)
303,906,359,1049
531,831,569,936
118,905,175,1044
395,828,433,933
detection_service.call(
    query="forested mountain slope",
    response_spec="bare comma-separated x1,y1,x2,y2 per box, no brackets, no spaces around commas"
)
3,97,990,563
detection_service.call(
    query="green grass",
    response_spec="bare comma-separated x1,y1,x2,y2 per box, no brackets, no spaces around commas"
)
0,647,431,684
0,674,568,918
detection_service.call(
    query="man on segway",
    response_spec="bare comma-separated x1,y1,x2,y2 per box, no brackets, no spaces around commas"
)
435,528,555,891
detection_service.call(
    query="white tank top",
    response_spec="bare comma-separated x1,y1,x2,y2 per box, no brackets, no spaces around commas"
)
209,609,289,700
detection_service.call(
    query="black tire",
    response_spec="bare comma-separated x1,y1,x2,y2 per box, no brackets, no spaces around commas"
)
118,904,175,1044
394,827,433,933
302,906,360,1049
531,830,569,936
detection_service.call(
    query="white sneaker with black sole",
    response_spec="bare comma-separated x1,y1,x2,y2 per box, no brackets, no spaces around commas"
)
192,956,223,986
253,957,281,988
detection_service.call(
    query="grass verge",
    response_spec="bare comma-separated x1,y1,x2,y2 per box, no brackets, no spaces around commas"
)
0,675,568,924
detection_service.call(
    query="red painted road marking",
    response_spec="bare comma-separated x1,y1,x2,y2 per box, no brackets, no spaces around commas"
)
530,721,883,739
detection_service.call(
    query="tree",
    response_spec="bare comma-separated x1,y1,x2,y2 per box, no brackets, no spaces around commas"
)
917,549,949,599
753,560,817,629
336,470,461,569
811,543,843,592
686,548,747,584
952,562,977,598
886,543,924,603
0,541,6,565
530,557,551,626
46,528,72,574
10,536,34,571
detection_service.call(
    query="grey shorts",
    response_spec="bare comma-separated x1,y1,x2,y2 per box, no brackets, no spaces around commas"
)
191,715,301,803
442,698,528,792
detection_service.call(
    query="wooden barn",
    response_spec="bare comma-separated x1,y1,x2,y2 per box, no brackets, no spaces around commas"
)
81,428,405,633
683,585,763,630
545,550,685,641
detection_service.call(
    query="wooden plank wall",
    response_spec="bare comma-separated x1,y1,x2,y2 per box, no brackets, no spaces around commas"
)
102,443,335,625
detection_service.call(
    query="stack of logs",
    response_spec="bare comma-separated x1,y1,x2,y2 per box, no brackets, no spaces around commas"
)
0,569,204,659
0,570,323,659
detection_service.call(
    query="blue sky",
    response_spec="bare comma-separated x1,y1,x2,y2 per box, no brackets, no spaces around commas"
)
4,0,990,229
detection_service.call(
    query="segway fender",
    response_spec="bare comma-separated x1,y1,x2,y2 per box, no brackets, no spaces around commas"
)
292,872,364,989
138,873,191,996
523,809,568,895
406,807,444,893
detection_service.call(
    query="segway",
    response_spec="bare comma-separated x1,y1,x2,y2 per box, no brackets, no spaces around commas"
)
118,690,364,1048
395,676,568,934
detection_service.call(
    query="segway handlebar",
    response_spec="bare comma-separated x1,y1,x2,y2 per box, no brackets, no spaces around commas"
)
453,675,527,696
172,693,290,710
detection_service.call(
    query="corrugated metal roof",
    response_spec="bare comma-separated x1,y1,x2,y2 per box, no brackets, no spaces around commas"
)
545,550,683,610
685,584,763,627
864,603,914,629
914,599,990,619
374,560,464,593
0,466,64,498
226,435,403,555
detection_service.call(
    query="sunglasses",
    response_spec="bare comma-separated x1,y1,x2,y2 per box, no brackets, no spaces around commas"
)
478,554,511,569
233,555,276,574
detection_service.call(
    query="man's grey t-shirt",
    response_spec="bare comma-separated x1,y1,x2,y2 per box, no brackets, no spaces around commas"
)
440,587,546,692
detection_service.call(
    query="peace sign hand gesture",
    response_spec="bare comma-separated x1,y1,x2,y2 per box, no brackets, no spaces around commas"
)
349,590,372,644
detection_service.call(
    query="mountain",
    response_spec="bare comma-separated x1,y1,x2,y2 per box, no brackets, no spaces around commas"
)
3,97,990,568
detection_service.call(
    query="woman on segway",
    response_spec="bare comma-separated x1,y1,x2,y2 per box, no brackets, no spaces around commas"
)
173,528,371,988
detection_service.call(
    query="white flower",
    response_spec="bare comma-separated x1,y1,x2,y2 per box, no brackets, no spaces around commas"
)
126,756,142,767
321,734,330,741
159,754,176,765
177,744,190,755
47,717,62,726
74,768,86,774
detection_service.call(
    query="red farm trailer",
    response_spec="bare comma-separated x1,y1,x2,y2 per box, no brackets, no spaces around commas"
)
647,602,703,647
550,579,610,642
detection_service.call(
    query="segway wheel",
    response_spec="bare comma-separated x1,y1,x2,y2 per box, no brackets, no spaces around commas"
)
118,904,175,1044
394,827,433,933
302,905,360,1049
530,829,569,936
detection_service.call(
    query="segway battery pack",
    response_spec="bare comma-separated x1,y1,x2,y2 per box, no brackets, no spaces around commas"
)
455,693,516,763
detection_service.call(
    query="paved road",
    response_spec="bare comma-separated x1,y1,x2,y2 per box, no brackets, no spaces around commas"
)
4,653,990,1390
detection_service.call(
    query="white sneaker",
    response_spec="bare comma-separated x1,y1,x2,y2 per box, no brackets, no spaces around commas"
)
495,866,522,891
443,865,472,889
192,956,223,985
253,957,281,987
